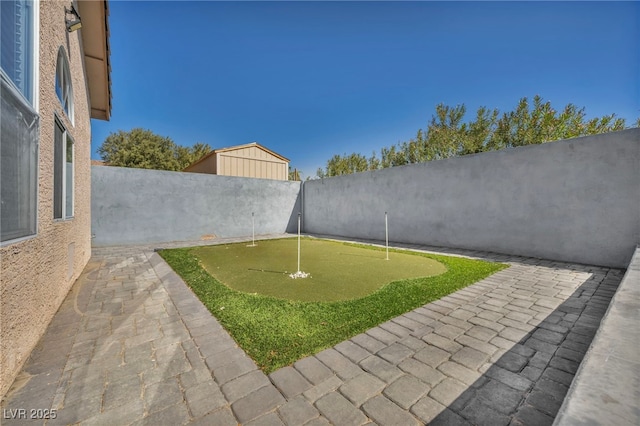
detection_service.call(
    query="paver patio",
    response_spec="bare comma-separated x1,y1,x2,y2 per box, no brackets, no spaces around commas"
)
1,235,623,425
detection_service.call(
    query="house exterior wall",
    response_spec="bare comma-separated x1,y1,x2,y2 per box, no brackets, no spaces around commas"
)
0,1,93,397
217,145,288,180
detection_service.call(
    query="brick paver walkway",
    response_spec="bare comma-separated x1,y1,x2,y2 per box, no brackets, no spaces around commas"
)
1,236,623,425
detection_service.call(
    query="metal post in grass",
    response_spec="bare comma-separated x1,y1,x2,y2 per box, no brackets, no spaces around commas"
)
247,212,256,247
290,212,310,279
385,211,389,261
298,212,301,271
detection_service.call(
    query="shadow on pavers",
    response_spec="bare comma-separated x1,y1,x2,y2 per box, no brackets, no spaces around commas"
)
427,266,622,426
256,233,623,425
312,234,623,425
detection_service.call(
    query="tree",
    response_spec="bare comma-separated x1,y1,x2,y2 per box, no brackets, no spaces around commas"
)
461,106,498,155
315,96,639,178
380,145,405,168
488,96,627,150
98,128,211,171
288,166,302,181
367,151,381,170
425,103,468,160
316,153,370,178
98,128,181,170
176,142,212,170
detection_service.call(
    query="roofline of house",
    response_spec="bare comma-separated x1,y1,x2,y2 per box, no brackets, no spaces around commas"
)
183,149,217,171
78,0,112,121
183,142,290,171
214,142,290,162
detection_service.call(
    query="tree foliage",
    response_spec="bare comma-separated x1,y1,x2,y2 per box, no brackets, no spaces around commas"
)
289,166,302,181
316,153,376,178
316,95,635,178
176,142,213,169
98,128,212,171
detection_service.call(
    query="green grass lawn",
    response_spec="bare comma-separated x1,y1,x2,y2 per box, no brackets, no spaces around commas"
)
160,238,507,373
191,238,447,302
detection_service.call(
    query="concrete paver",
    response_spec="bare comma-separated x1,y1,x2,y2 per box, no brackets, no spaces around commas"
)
382,375,429,409
339,373,386,407
268,367,312,399
0,235,624,425
277,396,320,425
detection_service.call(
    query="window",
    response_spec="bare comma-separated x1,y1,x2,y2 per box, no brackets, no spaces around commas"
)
1,0,38,243
1,0,35,103
54,118,74,219
55,47,73,123
1,77,39,241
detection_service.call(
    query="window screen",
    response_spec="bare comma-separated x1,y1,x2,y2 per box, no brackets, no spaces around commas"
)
54,119,64,219
53,118,74,220
65,135,74,218
55,48,74,122
1,0,34,104
1,75,38,242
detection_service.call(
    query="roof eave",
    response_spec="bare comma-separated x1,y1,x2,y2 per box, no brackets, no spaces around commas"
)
77,0,112,121
215,142,290,162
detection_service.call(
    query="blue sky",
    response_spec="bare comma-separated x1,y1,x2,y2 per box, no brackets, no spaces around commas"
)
91,1,639,178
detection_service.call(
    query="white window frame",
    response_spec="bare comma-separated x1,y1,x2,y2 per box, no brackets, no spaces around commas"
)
0,0,40,245
55,46,74,125
0,0,39,110
53,115,74,220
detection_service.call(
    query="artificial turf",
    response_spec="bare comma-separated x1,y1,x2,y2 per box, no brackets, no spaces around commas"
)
191,238,447,302
159,238,507,373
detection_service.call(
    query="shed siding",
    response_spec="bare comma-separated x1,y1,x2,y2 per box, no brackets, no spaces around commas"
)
184,143,288,180
217,145,288,180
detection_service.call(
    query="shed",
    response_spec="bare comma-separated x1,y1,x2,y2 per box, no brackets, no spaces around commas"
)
184,142,290,181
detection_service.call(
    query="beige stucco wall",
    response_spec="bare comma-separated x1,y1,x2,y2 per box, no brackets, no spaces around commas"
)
0,1,93,397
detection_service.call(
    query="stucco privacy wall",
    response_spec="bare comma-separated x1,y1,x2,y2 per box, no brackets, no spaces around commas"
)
303,129,640,268
0,3,93,397
91,166,301,246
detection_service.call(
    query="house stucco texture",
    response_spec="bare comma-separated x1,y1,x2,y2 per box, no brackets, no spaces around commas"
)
0,0,109,397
